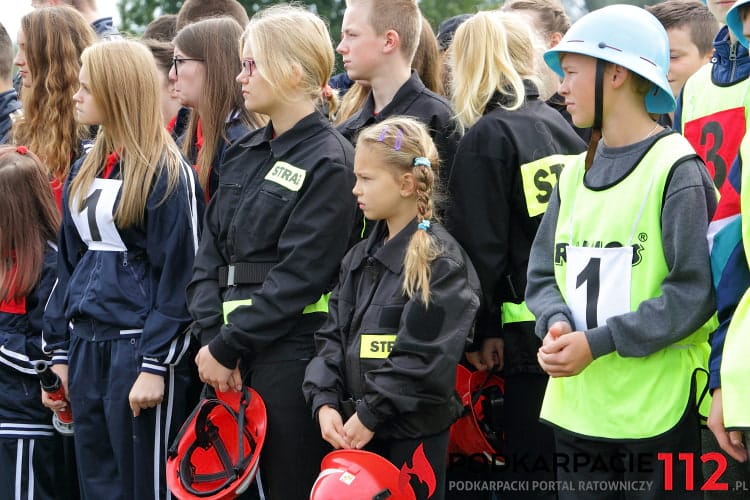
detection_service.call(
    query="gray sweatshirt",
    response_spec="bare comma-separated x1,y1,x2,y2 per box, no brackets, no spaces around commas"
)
525,130,717,358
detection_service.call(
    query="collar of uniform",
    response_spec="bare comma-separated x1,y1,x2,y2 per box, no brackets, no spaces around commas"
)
350,70,427,129
486,79,539,112
240,111,327,155
226,107,242,124
362,218,419,274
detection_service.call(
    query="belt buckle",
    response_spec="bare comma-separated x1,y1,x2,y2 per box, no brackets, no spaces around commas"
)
227,265,236,287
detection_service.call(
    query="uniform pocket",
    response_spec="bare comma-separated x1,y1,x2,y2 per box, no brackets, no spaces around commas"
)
121,256,149,302
379,305,404,330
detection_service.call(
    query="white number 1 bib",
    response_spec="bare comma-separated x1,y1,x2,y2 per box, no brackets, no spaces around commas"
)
565,245,632,331
70,178,127,251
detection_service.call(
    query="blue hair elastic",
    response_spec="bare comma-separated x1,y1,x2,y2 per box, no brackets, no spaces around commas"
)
418,220,431,231
413,157,431,168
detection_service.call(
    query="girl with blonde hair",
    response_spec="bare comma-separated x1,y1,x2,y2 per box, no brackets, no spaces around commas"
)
43,39,202,499
12,6,96,209
0,145,60,500
445,12,585,498
187,4,355,498
170,16,265,199
304,116,480,500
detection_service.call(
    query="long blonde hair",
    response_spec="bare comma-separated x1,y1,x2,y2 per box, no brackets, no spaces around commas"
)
242,4,339,118
68,40,183,228
449,11,529,130
356,117,440,304
12,6,96,181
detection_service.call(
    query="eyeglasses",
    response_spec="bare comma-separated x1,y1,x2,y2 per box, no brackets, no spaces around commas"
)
171,57,205,77
240,58,256,77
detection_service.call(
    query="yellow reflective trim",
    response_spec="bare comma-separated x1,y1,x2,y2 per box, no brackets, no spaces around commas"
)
501,301,535,326
360,215,367,239
222,299,253,324
520,155,572,218
360,334,397,359
303,293,330,314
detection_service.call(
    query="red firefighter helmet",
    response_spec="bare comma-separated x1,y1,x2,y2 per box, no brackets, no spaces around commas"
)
449,366,505,460
167,386,267,500
310,449,416,500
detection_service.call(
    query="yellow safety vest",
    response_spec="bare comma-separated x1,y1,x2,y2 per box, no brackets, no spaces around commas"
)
720,133,750,430
681,63,750,192
546,133,712,439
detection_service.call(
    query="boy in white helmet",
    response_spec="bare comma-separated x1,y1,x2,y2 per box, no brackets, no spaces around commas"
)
526,5,717,498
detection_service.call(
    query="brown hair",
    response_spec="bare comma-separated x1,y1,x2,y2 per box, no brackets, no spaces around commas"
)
174,17,262,192
13,6,96,182
346,0,422,63
356,116,441,304
646,0,718,57
47,0,97,8
0,146,60,302
140,38,174,77
502,0,570,37
176,0,249,30
0,23,13,83
413,15,443,95
142,14,178,42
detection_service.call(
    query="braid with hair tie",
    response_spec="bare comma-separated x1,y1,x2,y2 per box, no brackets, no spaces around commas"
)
413,157,434,223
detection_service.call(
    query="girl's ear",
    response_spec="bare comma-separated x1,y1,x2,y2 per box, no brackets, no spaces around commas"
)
399,172,416,198
288,62,304,88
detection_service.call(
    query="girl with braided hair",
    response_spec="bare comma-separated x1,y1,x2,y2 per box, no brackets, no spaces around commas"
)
304,116,480,500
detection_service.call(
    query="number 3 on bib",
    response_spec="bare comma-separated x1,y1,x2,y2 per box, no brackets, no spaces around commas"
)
566,246,632,330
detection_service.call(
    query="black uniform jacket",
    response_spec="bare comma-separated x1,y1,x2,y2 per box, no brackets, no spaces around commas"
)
446,82,585,374
303,220,481,439
337,70,461,185
187,111,356,367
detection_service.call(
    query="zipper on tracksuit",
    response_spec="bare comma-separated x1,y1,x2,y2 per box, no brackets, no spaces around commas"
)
122,251,147,298
730,42,738,82
76,254,99,321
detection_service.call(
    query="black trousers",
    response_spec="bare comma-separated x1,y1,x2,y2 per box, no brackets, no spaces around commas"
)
553,407,701,500
245,359,328,500
368,429,450,500
503,373,557,499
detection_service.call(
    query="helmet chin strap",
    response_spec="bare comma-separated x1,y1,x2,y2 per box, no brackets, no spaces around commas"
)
584,58,606,171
